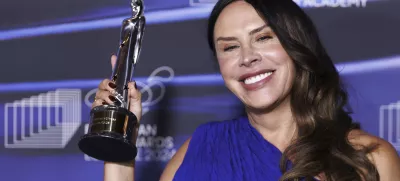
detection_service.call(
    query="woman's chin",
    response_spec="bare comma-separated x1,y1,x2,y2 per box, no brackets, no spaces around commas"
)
244,100,279,113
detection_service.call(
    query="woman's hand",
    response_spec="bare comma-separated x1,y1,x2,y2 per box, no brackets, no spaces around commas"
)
92,54,142,122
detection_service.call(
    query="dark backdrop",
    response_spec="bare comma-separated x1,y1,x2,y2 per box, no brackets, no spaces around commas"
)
1,0,399,180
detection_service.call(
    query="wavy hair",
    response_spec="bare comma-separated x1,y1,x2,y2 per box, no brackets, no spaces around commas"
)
207,0,379,180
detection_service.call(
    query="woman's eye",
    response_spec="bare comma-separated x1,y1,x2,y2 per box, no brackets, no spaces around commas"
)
223,45,239,52
257,35,272,41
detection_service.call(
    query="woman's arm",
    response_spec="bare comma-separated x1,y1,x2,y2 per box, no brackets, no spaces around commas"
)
159,137,191,181
99,55,140,181
102,138,191,181
101,55,191,181
104,161,135,181
374,141,400,180
348,130,400,181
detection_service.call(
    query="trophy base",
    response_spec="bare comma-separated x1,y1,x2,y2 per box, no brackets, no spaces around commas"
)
78,105,138,162
79,132,137,162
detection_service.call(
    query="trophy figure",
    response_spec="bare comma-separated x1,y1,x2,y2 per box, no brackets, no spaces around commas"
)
78,0,145,162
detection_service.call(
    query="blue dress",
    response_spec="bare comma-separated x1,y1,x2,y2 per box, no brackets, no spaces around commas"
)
173,116,306,181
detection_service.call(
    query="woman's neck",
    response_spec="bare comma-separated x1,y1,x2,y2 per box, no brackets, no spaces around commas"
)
246,100,297,152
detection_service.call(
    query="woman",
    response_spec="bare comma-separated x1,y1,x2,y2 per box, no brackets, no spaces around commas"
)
95,0,400,180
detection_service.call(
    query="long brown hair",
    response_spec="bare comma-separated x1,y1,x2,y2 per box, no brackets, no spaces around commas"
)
207,0,379,180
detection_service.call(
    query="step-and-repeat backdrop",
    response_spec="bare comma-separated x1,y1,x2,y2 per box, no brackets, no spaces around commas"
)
1,0,399,180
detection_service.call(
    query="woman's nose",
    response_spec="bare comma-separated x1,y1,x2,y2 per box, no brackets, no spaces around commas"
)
240,47,261,67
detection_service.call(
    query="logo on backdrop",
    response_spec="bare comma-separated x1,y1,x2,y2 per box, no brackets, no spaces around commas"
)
292,0,368,8
4,89,82,149
190,0,369,8
3,66,177,162
379,101,400,152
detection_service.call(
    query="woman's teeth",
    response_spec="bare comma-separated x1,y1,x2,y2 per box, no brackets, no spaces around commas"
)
244,72,273,85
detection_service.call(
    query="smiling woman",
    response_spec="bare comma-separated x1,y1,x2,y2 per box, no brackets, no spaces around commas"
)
99,0,400,181
212,8,295,111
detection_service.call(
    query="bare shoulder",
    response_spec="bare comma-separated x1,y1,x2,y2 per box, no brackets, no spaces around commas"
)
159,137,191,181
348,129,400,180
